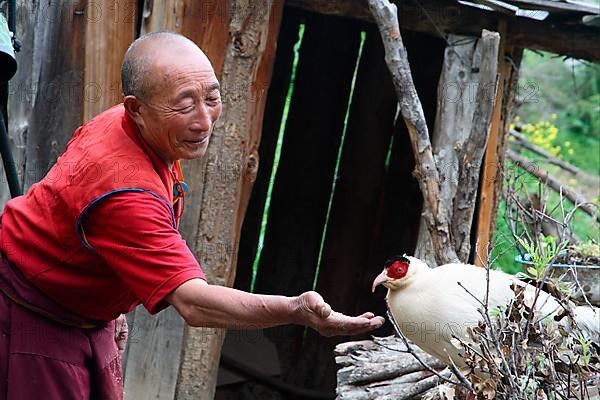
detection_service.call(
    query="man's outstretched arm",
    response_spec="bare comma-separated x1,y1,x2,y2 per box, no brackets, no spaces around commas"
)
166,278,384,337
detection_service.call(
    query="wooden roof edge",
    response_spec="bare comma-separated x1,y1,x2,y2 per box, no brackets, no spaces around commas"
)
502,0,599,15
286,0,600,62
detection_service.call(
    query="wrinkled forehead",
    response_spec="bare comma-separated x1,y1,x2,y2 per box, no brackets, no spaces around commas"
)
151,57,220,98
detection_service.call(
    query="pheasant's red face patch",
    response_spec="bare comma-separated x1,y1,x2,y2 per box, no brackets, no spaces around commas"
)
386,259,409,279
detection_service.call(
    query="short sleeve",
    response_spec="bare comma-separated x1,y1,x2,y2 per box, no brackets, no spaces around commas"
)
83,191,205,314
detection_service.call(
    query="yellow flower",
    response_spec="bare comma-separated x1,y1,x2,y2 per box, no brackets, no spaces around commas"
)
550,113,557,120
514,116,521,122
564,141,571,147
568,148,574,156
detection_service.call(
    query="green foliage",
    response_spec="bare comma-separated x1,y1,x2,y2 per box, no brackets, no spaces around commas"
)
516,51,600,174
515,236,566,280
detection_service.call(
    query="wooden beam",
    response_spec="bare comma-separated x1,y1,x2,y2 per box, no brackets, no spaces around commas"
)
175,2,284,398
286,0,600,62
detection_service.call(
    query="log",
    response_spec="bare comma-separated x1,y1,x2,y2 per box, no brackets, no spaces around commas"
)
335,336,448,400
367,0,459,266
509,129,581,175
506,149,599,221
451,30,500,262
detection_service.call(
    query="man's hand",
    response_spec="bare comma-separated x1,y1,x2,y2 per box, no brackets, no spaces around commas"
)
291,291,384,337
114,314,129,354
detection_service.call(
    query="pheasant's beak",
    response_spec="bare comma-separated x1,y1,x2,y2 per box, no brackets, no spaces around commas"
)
371,269,389,293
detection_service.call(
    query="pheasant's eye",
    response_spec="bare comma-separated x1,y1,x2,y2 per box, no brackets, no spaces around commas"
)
388,261,408,279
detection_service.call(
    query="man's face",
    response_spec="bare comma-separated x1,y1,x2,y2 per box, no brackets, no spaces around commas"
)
134,49,222,165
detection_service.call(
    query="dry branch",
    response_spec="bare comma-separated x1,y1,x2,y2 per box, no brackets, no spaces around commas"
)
367,0,459,265
506,149,599,221
509,129,581,175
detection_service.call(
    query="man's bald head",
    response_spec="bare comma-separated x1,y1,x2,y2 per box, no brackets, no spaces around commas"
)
121,32,210,101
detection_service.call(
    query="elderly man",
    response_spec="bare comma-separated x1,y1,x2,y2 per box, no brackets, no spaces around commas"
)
0,32,383,399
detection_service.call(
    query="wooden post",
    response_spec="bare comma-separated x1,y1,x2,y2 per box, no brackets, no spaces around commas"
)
475,22,523,266
175,2,284,398
415,32,499,265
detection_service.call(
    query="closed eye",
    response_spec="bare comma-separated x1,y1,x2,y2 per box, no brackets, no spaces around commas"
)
177,103,196,113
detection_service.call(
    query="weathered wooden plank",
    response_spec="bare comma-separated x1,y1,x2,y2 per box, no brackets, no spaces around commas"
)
235,7,302,292
475,41,523,266
181,0,231,78
83,0,136,122
23,0,86,188
298,27,400,392
122,308,185,400
286,0,600,62
251,10,362,389
139,0,184,35
175,2,285,399
1,0,37,205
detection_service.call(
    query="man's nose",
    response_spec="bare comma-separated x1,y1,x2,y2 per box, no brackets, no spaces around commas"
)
190,103,213,132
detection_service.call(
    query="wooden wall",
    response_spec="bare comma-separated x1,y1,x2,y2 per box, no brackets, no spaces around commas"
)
230,6,445,395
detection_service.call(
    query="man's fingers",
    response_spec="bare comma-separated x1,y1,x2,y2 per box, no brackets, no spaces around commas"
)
317,313,385,337
357,312,375,319
319,302,332,318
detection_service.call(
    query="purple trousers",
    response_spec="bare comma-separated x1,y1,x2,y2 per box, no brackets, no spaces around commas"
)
0,257,123,399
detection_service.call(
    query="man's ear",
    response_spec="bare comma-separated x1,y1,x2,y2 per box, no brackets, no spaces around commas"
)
123,95,144,126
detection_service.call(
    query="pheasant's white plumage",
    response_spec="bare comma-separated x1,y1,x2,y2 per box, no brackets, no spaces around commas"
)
372,256,599,368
